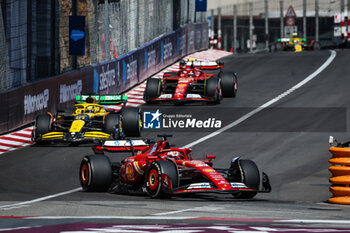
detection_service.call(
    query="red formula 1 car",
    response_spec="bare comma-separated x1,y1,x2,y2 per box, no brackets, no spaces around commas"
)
143,59,238,104
79,135,271,198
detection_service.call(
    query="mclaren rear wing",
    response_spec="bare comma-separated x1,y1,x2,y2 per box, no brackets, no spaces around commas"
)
75,95,128,105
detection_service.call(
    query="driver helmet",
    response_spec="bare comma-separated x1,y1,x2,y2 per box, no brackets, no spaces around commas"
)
86,96,96,104
166,151,181,158
86,106,95,113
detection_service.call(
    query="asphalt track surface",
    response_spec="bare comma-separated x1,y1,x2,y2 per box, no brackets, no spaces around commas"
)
1,50,350,231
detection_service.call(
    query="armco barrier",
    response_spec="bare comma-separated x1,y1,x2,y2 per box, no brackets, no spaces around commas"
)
328,146,350,204
0,23,208,134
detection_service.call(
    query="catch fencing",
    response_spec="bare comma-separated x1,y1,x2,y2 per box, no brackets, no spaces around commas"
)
209,0,347,52
0,0,207,92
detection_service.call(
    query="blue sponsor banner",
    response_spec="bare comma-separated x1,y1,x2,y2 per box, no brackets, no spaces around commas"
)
69,16,86,56
195,0,207,12
161,41,164,65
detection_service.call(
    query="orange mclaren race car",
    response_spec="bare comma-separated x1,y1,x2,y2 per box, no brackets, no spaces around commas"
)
32,95,141,144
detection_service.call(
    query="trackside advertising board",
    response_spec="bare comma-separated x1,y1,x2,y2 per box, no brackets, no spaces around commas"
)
0,23,208,134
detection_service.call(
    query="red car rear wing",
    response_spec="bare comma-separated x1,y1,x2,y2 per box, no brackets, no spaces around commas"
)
94,140,149,153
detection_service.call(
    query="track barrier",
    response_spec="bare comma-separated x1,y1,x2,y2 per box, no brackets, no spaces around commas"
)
0,22,208,134
329,145,350,204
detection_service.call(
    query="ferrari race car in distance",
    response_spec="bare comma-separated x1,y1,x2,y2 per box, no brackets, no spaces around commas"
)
79,135,271,198
143,59,238,104
32,95,141,144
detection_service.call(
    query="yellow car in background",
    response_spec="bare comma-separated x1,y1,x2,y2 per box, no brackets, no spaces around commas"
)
272,35,320,52
32,95,141,144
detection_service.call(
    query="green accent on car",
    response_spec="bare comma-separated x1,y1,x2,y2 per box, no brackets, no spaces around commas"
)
277,38,281,42
158,80,161,96
75,95,128,104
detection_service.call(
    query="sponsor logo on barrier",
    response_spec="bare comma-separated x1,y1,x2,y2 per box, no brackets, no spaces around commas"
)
202,28,208,47
98,64,116,91
196,30,201,45
163,42,173,61
180,34,186,53
123,57,138,86
127,60,138,80
24,89,49,115
148,50,156,69
60,80,82,104
93,63,119,93
188,31,195,49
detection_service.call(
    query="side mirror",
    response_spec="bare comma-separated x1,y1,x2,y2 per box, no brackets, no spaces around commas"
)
206,155,216,160
329,136,334,145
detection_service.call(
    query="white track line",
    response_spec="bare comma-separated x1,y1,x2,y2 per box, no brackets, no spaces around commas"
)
0,50,335,212
0,188,82,210
183,50,336,148
152,206,223,216
6,216,350,224
277,219,350,224
25,216,195,220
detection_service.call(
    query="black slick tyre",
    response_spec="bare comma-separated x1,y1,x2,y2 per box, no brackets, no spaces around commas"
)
144,78,161,103
33,114,52,144
233,159,260,199
145,160,178,198
80,155,112,192
206,77,222,104
121,107,141,137
35,114,52,134
220,72,237,97
276,42,283,51
104,114,122,139
313,42,321,50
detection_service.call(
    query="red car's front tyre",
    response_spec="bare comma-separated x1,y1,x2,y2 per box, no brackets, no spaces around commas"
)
145,160,178,198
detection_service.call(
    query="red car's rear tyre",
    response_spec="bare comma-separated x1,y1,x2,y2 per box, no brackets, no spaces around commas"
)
220,72,237,97
206,77,222,104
